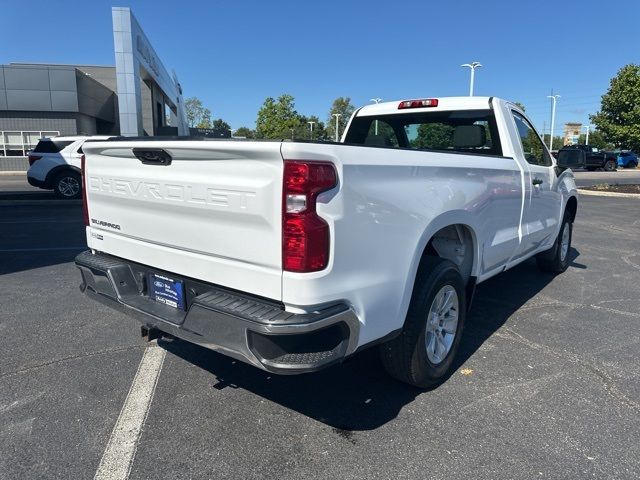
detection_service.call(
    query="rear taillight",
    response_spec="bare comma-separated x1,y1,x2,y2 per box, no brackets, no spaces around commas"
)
81,154,89,226
282,160,337,272
28,155,42,166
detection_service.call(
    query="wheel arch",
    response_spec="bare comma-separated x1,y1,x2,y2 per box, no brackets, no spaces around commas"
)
564,195,578,223
397,212,481,327
44,165,81,189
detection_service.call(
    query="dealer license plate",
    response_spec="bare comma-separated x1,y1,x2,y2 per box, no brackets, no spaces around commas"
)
148,273,185,310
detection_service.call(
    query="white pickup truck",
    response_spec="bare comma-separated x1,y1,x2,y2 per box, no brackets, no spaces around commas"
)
76,96,578,387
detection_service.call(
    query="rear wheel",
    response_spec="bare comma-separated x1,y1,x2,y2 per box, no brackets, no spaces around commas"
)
380,257,466,388
53,171,81,199
603,159,617,171
536,213,572,273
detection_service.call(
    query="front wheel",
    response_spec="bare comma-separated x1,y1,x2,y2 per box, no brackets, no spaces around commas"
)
603,159,617,172
53,171,82,199
536,214,572,273
380,257,466,388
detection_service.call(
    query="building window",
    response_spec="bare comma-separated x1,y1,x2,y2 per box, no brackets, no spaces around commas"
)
1,131,60,156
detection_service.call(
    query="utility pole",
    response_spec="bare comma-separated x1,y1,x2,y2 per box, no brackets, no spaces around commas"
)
582,124,591,144
308,121,315,140
333,113,342,142
461,61,482,96
547,91,560,150
370,98,382,134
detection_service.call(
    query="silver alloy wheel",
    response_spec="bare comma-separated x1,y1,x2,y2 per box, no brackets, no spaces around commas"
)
560,223,570,262
425,285,459,365
58,176,80,198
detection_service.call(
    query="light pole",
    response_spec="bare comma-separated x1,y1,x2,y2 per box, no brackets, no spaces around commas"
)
308,121,315,140
547,94,560,150
461,61,482,96
370,98,382,134
582,124,591,145
333,113,342,142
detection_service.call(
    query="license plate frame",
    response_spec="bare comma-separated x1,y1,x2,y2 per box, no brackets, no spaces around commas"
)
148,273,186,310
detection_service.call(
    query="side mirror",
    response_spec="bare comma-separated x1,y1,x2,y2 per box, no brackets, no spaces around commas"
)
557,149,585,170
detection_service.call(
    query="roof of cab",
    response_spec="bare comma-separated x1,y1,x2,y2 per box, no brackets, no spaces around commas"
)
356,96,500,117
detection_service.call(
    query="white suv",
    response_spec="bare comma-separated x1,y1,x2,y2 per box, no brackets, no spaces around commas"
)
27,136,109,199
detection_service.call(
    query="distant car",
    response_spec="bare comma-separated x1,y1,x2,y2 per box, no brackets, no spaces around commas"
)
560,144,618,171
27,136,109,199
617,151,638,169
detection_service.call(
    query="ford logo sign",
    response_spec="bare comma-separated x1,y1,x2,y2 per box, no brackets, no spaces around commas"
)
154,281,164,288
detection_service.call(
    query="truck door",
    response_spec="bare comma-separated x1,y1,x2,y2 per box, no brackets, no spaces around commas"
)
510,111,562,257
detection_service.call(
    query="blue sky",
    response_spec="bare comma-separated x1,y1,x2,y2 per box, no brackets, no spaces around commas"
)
2,0,639,136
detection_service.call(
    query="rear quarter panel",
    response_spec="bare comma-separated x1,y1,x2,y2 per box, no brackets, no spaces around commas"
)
281,142,523,345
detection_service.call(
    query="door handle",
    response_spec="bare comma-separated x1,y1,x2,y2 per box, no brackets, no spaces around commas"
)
132,148,172,166
532,178,544,186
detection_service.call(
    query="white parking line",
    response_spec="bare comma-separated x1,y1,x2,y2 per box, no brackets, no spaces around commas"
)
94,344,166,480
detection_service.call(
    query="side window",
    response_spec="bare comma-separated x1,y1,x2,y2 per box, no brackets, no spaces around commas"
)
512,111,552,166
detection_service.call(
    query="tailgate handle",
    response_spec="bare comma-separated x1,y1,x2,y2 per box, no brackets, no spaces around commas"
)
132,148,172,166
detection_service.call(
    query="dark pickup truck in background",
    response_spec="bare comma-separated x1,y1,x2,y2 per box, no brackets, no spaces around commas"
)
559,144,618,171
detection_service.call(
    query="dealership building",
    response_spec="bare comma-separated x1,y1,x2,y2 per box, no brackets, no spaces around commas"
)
0,7,189,171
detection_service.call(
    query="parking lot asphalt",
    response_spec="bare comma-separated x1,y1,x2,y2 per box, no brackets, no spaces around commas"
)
572,168,640,187
1,195,640,479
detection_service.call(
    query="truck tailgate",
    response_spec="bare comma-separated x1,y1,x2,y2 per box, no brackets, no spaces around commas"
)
81,140,284,300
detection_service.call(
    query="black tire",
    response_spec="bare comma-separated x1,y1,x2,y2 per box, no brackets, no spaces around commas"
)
585,167,596,172
380,257,466,388
536,213,572,273
53,171,82,199
603,159,617,172
631,161,638,169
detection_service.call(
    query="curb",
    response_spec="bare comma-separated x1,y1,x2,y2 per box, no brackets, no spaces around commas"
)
0,171,27,176
0,199,82,206
578,189,640,199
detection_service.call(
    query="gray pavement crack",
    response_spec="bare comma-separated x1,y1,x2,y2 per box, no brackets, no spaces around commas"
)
495,328,640,413
0,344,145,379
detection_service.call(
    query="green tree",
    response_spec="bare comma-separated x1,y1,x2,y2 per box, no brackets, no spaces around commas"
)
591,64,640,151
513,102,526,112
327,97,356,141
256,94,301,139
577,130,612,149
296,115,328,141
542,134,565,150
212,118,231,132
234,127,256,139
185,97,212,128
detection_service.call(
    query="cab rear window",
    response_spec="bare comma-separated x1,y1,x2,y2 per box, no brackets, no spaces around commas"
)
32,139,74,153
344,109,502,156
